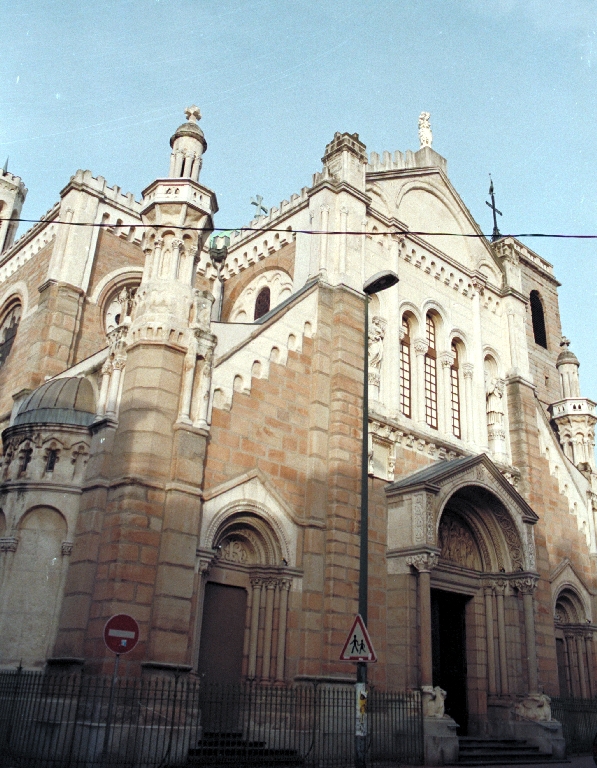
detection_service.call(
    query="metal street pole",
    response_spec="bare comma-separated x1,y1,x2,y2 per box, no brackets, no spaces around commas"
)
355,271,398,768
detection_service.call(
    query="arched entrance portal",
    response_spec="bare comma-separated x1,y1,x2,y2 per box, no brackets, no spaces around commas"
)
196,512,293,685
387,454,540,738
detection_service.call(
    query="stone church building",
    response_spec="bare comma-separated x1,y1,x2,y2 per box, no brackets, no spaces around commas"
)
0,107,595,759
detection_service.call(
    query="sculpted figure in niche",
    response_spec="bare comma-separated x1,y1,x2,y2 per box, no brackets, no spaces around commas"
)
486,377,505,428
368,316,386,388
438,512,479,569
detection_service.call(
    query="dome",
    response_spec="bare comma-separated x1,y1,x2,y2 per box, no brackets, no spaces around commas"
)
556,347,580,368
14,377,96,427
169,121,207,151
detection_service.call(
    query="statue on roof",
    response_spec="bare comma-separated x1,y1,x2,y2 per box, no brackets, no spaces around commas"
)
418,112,432,149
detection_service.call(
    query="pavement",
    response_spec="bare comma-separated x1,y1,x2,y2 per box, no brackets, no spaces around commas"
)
404,757,594,768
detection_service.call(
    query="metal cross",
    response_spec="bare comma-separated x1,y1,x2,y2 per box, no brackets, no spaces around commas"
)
486,175,502,242
251,195,268,218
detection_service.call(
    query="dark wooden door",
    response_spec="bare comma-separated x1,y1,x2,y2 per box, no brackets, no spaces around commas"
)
198,582,247,685
431,589,469,734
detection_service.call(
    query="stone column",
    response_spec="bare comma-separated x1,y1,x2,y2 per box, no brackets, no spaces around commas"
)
586,634,595,697
484,584,498,695
276,580,291,682
493,579,509,695
96,360,112,417
439,352,455,435
576,633,589,698
319,205,329,278
105,358,125,418
339,206,348,275
248,578,262,679
0,537,18,617
413,339,429,426
261,579,277,681
178,345,197,424
462,363,474,443
407,552,439,687
514,576,539,693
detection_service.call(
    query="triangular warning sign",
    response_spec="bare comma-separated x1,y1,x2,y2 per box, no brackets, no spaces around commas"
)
340,614,377,662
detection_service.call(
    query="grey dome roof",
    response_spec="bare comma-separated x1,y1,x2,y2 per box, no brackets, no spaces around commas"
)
14,377,96,427
556,348,580,367
169,121,207,150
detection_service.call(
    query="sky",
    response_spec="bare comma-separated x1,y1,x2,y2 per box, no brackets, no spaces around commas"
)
2,0,597,390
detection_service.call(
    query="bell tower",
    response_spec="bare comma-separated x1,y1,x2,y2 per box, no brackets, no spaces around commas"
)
0,162,27,254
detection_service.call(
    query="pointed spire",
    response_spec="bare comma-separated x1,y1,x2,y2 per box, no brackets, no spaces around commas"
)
2,158,8,174
486,174,503,242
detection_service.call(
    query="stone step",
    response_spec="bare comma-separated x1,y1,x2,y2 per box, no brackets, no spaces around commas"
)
458,736,563,765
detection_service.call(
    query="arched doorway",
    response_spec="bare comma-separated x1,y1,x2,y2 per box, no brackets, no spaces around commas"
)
196,512,292,685
554,587,594,698
388,454,540,738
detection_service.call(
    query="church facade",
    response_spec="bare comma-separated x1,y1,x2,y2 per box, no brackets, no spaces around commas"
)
0,108,595,760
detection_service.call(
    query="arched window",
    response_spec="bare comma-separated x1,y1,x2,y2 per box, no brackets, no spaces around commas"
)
0,300,21,367
424,314,438,430
254,287,271,320
450,342,461,438
104,283,139,334
400,315,411,418
530,290,547,349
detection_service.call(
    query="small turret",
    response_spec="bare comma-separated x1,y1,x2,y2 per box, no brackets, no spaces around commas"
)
167,105,207,181
550,337,597,470
0,161,27,254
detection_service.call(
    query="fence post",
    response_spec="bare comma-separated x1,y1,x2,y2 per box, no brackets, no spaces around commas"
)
100,653,120,765
3,662,23,756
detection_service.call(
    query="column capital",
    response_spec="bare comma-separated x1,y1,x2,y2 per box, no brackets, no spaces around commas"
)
413,338,429,356
439,351,455,368
0,536,18,553
462,362,474,379
513,575,539,595
61,541,73,557
491,578,508,595
407,551,439,573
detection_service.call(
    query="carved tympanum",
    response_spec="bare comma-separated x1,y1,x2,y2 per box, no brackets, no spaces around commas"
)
438,510,480,570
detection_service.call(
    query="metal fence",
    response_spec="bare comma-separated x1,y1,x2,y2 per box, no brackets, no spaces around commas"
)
0,669,423,768
551,697,597,755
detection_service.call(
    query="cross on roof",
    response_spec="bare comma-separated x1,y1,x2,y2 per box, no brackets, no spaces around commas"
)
251,195,268,218
486,175,502,242
185,105,201,124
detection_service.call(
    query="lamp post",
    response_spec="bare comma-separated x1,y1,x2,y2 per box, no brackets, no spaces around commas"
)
209,234,230,321
356,270,399,768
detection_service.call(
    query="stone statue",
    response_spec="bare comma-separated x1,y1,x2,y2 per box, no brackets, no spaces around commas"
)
418,112,432,149
421,685,447,718
485,377,505,427
515,693,552,722
368,315,386,387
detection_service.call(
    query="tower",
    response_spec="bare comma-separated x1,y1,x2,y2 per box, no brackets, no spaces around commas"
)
54,107,219,673
0,163,27,254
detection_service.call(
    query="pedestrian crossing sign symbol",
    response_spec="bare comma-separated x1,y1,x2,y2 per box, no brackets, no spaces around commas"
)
340,614,377,662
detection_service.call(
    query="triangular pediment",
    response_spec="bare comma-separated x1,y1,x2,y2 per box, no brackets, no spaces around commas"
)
367,159,503,281
386,453,538,524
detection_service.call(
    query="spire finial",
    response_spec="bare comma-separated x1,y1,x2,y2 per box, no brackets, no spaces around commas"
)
184,105,201,124
418,112,432,148
2,158,8,174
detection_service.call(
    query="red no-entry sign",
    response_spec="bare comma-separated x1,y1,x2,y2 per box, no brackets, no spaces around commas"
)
103,614,140,655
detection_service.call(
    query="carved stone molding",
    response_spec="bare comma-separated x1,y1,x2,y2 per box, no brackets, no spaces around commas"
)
61,541,73,556
462,363,474,379
413,338,428,356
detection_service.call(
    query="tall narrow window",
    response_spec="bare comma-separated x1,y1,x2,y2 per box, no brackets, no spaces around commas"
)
530,290,547,349
451,343,461,438
254,287,271,320
0,301,21,367
400,315,411,418
424,314,438,429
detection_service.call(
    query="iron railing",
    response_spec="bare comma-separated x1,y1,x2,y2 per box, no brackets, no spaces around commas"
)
551,696,597,755
0,669,423,767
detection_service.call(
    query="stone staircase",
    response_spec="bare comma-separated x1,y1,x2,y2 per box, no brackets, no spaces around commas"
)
458,737,564,765
187,731,304,766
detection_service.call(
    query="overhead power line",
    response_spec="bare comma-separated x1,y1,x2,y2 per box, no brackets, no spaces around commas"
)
4,218,597,240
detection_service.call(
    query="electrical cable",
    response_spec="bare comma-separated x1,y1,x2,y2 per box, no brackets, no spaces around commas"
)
3,218,597,240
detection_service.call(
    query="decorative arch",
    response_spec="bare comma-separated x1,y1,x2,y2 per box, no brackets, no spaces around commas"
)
90,267,144,307
213,511,284,566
